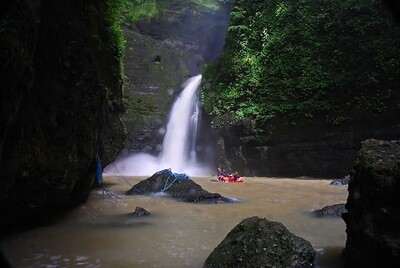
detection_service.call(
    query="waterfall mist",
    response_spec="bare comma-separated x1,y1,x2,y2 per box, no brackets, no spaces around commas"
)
105,75,213,176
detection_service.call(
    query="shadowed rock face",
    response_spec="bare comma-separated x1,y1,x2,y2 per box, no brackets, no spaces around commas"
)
214,117,400,177
204,216,315,268
313,204,347,217
0,0,125,229
342,139,400,267
127,171,233,203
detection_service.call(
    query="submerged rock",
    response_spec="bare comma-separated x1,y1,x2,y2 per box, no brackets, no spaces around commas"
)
330,176,350,186
313,204,347,217
129,206,150,217
127,170,233,203
342,139,400,267
204,216,315,268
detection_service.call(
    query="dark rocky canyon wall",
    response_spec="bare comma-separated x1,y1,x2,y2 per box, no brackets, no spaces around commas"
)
215,116,399,177
0,0,125,228
202,0,400,177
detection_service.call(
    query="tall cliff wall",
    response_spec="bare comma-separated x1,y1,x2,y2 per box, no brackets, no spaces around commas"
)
120,0,231,159
0,0,126,228
202,0,400,177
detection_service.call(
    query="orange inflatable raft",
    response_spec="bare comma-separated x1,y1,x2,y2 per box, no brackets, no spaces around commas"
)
217,175,245,183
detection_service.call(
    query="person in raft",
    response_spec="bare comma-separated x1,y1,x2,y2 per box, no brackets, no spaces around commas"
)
231,171,240,180
217,167,225,181
217,168,241,182
217,167,226,176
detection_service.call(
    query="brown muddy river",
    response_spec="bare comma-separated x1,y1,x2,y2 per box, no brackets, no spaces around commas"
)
1,176,348,267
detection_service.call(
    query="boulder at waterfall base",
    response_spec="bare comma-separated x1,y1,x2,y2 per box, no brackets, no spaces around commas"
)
126,170,233,203
204,216,316,268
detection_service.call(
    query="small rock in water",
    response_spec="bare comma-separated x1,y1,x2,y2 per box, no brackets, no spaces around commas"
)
313,203,347,217
330,175,350,186
129,206,150,217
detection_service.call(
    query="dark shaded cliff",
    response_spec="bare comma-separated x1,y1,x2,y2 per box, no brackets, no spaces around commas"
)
342,139,400,267
0,0,126,228
202,0,400,177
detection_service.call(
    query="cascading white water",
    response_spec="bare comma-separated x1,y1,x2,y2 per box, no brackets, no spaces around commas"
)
104,75,211,176
188,95,201,162
159,75,202,170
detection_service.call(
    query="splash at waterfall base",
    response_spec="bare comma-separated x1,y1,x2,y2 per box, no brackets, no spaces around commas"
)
104,152,212,177
105,75,214,177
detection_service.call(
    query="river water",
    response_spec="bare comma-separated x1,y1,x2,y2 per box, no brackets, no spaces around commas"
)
1,176,348,267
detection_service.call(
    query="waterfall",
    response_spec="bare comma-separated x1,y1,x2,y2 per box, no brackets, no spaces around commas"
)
104,75,211,176
188,94,201,162
159,75,202,170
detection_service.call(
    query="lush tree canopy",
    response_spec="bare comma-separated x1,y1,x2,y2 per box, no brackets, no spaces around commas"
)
202,0,400,135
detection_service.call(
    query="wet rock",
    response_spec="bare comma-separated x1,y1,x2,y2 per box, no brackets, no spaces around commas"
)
330,175,350,186
129,206,150,217
127,170,233,203
342,139,400,267
204,216,315,268
313,203,347,217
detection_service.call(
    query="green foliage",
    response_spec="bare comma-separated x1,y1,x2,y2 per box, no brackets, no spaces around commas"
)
202,0,400,134
105,0,126,55
122,0,164,22
191,0,229,11
85,0,127,116
121,0,228,22
88,0,126,61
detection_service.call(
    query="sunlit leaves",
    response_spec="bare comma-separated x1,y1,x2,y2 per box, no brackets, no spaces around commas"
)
203,0,400,133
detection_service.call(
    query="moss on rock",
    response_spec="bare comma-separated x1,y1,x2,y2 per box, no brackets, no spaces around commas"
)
342,139,400,267
204,216,315,267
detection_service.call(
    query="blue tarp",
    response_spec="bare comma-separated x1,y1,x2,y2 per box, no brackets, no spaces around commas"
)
96,154,103,185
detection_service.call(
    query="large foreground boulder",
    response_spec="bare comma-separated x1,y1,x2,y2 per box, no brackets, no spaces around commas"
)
127,169,233,203
204,216,315,267
342,139,400,267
